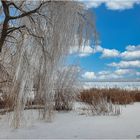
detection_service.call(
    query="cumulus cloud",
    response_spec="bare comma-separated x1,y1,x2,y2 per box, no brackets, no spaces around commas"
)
101,48,120,58
70,45,104,57
96,71,123,80
108,60,140,68
82,69,139,81
70,44,140,63
93,45,104,53
121,45,140,60
77,45,120,58
98,70,110,75
96,44,140,59
85,70,123,81
79,45,106,57
82,71,96,80
105,1,140,10
99,69,140,80
79,45,120,58
115,69,132,75
126,45,140,51
99,73,122,79
98,44,140,59
84,1,103,8
70,45,94,57
80,0,140,10
97,70,122,79
78,44,140,81
79,46,94,57
121,50,140,60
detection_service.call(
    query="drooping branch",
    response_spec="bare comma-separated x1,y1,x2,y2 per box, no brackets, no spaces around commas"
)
9,3,44,20
7,25,26,35
0,0,98,128
0,1,10,52
0,0,50,52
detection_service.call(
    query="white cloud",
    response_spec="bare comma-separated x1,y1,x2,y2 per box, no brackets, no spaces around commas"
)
70,45,94,57
115,69,132,75
105,1,140,10
97,70,122,79
99,73,122,79
77,46,120,58
101,48,120,58
99,44,140,59
85,1,103,8
121,50,140,60
79,45,94,57
76,45,120,58
79,45,105,57
93,45,104,52
98,70,110,75
108,60,140,68
82,69,139,81
80,0,140,10
70,45,104,57
126,45,140,51
70,44,140,61
121,45,140,60
82,71,96,80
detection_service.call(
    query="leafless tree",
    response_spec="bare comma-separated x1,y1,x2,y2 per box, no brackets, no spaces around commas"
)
54,65,81,111
0,0,97,128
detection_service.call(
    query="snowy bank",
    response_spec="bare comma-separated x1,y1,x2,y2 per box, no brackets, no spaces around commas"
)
0,102,140,139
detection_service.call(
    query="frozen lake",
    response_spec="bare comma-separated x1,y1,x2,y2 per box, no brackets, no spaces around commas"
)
83,82,140,90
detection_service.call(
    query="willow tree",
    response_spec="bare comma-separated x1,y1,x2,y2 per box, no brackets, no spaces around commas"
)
0,0,97,128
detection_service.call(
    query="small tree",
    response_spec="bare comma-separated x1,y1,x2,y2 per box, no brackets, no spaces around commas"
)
54,65,81,111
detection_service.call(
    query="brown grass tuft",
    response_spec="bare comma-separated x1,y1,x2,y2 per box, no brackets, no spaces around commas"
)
79,88,140,105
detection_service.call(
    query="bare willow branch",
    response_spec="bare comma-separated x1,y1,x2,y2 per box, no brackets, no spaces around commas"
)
0,0,97,128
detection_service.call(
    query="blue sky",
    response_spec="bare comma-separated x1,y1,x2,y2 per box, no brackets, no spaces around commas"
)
69,0,140,81
0,1,140,81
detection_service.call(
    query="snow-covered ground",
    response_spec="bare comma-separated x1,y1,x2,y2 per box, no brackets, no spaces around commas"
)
0,102,140,139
